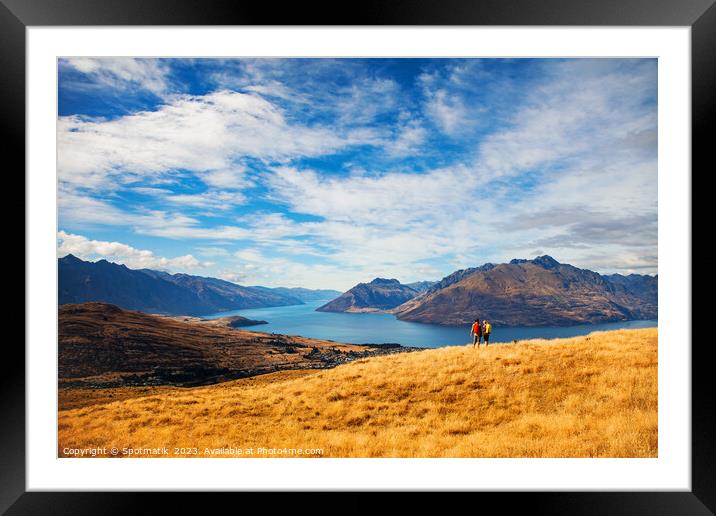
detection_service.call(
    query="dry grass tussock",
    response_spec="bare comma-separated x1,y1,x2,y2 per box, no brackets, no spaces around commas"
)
58,328,657,458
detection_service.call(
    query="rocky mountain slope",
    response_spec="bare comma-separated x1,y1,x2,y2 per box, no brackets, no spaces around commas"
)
394,256,657,326
425,263,497,294
58,255,302,316
316,278,419,312
140,269,302,311
605,273,658,306
405,281,437,293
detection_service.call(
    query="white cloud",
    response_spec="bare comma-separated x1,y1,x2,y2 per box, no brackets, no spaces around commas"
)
225,247,401,290
57,231,211,271
267,165,478,225
258,60,658,277
334,77,400,125
57,187,256,243
452,60,658,273
64,58,171,96
418,67,483,137
217,271,249,284
138,224,251,241
131,186,246,211
163,190,247,210
201,168,251,189
196,247,231,258
213,60,402,125
59,188,203,232
58,59,658,285
258,251,438,290
58,90,379,192
234,249,264,262
386,116,428,156
424,89,471,136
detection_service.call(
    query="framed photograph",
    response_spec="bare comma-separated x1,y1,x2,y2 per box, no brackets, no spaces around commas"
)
6,0,713,512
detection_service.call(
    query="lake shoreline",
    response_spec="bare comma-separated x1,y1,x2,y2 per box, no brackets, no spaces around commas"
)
204,299,657,348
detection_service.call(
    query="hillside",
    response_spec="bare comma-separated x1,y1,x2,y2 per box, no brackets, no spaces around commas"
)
58,328,658,458
59,303,420,388
317,278,418,312
394,256,657,326
59,255,207,315
141,269,303,310
59,255,302,316
605,273,658,306
426,263,497,293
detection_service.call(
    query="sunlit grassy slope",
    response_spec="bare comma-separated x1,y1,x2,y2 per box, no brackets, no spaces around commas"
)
58,328,657,458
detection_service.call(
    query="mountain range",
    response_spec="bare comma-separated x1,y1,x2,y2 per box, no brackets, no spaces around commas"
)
59,254,657,326
319,256,657,326
316,278,420,312
58,255,329,316
394,256,657,326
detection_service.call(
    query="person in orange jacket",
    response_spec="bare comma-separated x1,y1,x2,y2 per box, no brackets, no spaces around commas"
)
471,318,482,349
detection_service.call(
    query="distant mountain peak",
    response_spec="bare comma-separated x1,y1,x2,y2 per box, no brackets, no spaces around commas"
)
369,278,401,285
509,256,560,269
394,255,656,326
318,277,419,312
95,258,124,268
60,253,82,263
532,255,560,269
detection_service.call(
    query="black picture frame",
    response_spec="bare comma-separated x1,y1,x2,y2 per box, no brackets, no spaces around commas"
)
4,0,713,513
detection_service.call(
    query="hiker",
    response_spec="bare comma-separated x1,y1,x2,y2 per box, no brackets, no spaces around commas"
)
471,318,482,348
482,320,492,346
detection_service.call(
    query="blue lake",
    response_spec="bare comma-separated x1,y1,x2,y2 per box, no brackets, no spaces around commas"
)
204,300,658,348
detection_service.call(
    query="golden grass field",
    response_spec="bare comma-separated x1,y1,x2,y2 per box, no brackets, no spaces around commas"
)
58,328,657,458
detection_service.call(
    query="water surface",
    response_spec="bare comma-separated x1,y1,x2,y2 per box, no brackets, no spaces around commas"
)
205,299,657,348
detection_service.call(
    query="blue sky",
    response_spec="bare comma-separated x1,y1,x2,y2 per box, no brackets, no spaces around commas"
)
57,58,657,290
